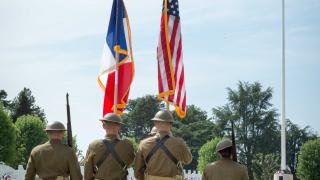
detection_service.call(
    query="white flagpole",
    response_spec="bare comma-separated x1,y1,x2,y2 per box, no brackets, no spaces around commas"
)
281,0,286,171
274,1,293,178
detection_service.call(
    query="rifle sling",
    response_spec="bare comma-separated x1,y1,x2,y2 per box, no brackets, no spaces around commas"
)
145,135,178,165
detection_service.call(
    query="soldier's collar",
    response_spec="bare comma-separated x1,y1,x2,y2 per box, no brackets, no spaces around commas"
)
105,134,120,140
157,131,172,138
49,139,61,144
221,157,233,161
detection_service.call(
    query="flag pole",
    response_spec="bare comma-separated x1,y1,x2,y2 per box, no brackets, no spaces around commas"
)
164,0,170,113
281,0,286,171
114,0,120,114
114,53,119,114
273,2,293,179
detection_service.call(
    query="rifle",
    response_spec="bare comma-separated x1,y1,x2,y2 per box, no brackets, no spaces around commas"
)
66,93,73,148
231,120,237,162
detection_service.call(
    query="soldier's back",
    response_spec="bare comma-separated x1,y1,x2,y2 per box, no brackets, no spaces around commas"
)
84,137,135,180
136,133,192,178
202,158,249,180
25,139,82,180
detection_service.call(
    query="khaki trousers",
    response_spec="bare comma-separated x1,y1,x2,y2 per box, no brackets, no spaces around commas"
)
56,176,68,180
40,176,68,180
144,174,183,180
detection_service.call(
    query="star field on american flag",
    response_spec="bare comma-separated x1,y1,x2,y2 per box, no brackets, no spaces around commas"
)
168,0,179,17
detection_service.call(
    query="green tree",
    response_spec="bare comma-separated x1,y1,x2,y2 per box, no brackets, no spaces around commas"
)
121,95,164,140
14,115,47,167
286,120,317,179
172,105,217,170
197,137,221,172
297,138,320,180
212,81,279,178
0,103,16,165
14,132,27,168
11,87,46,123
0,90,11,109
252,153,280,180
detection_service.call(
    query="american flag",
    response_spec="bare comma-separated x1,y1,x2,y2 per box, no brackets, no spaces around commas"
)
157,0,186,118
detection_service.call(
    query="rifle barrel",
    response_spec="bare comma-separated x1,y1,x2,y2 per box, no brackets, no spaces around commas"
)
66,93,73,148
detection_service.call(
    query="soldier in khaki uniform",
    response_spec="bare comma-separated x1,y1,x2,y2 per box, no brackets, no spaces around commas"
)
202,138,249,180
25,121,82,180
134,110,192,180
84,113,135,180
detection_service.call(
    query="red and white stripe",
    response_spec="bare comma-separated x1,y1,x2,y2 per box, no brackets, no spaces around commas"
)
157,3,186,117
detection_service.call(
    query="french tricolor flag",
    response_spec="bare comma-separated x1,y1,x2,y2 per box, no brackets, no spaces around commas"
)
98,0,134,116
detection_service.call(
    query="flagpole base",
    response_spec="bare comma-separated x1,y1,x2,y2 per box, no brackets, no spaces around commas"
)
274,172,293,180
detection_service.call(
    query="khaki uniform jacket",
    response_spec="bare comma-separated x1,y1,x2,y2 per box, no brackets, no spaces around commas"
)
25,139,83,180
134,132,192,180
202,158,249,180
84,134,135,180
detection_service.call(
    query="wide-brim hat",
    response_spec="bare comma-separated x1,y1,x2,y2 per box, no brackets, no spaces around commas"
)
100,113,124,125
45,121,67,131
151,110,174,123
216,138,232,152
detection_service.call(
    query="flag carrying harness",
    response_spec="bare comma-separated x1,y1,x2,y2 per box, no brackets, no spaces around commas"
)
95,139,128,174
145,135,179,166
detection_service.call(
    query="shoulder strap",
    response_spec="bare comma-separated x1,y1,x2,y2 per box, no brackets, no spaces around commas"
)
160,143,179,165
95,139,113,168
145,135,170,164
104,139,127,170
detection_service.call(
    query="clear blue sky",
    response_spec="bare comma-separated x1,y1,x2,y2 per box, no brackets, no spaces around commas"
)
1,0,319,153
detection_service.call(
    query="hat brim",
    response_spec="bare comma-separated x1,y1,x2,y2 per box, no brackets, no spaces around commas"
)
216,145,233,152
45,129,66,131
151,118,173,122
99,119,124,125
